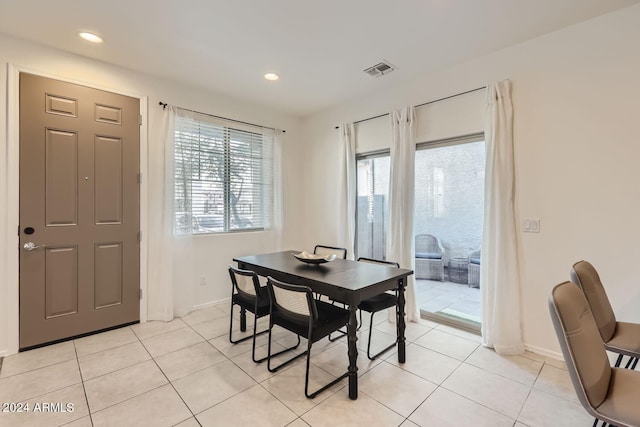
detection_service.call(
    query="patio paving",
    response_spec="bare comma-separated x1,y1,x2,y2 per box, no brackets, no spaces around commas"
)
415,278,480,325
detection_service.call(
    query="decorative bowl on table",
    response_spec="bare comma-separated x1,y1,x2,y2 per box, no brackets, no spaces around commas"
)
292,251,336,264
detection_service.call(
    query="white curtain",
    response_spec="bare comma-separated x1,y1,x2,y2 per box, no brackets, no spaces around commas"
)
388,107,420,322
263,127,284,251
337,123,356,259
481,80,524,355
147,106,193,321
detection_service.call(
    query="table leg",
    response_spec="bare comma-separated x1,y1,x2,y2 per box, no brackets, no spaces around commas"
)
397,278,406,363
347,304,358,399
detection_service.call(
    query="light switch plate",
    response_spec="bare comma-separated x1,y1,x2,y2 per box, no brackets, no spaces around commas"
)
523,218,540,233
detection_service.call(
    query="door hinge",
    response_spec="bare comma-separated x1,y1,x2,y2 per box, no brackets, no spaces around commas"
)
139,288,143,300
138,231,142,242
139,114,142,126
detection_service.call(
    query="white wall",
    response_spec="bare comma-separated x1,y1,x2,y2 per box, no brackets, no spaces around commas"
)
300,4,640,356
0,35,305,355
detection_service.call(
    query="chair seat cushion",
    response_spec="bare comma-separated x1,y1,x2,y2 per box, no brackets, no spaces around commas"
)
312,301,350,341
469,258,481,265
597,367,640,426
232,286,270,317
271,300,349,343
605,321,640,356
359,293,397,313
415,252,442,259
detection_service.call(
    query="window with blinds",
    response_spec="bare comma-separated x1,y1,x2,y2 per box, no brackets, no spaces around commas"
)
174,114,274,234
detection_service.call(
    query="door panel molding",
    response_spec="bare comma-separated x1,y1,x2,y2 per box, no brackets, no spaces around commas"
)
45,93,78,117
45,128,79,226
94,242,123,309
45,245,79,319
94,135,123,225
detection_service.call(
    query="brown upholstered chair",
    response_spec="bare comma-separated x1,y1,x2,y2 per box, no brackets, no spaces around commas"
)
570,260,640,369
549,281,640,427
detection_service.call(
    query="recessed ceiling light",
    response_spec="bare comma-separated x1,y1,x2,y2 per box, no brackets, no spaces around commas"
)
264,73,279,81
79,32,103,43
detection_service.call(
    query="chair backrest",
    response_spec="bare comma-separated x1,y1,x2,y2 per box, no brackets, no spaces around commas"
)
415,234,443,255
229,265,261,299
357,257,400,268
548,281,612,412
314,245,347,259
569,260,617,342
267,276,318,323
468,249,481,262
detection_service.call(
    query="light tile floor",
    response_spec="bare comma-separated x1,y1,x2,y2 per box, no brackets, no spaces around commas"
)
0,302,594,427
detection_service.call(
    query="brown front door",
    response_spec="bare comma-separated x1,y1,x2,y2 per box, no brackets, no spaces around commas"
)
19,73,140,349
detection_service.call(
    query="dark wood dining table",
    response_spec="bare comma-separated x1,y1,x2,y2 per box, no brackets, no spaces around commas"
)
233,250,414,400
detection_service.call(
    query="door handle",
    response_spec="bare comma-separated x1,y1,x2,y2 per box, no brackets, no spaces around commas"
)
23,242,46,251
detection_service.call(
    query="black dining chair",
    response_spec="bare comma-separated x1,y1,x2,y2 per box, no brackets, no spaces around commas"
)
313,244,347,304
357,257,401,360
312,245,349,339
266,276,350,398
313,244,347,260
228,265,300,363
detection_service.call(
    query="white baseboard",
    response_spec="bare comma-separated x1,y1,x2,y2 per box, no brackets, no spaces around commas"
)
192,297,230,311
524,343,563,361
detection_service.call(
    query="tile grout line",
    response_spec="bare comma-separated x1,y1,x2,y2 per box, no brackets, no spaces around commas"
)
136,325,203,426
513,359,546,423
179,315,325,422
79,326,194,423
72,339,95,427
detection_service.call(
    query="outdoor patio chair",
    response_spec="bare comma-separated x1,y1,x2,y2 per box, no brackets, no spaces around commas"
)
415,234,446,281
570,260,640,369
266,276,350,398
228,265,300,363
468,248,481,288
549,281,640,427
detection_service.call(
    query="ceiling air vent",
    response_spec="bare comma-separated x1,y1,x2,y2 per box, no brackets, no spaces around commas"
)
363,60,396,78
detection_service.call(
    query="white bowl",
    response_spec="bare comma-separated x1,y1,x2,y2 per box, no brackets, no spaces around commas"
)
292,251,336,264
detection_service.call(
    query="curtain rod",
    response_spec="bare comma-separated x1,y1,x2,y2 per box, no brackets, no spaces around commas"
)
159,102,285,133
334,85,486,129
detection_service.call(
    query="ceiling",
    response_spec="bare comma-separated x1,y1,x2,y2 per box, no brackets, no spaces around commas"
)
1,0,639,117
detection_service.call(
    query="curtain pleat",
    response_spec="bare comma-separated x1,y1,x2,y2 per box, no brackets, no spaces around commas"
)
481,80,524,355
147,106,178,321
338,123,356,259
388,107,420,322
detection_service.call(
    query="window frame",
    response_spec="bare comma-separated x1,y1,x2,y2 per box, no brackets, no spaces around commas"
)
173,115,273,235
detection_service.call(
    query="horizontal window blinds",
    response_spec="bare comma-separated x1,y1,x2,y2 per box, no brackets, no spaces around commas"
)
174,113,274,234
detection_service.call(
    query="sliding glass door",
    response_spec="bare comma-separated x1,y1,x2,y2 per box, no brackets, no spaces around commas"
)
355,135,484,330
414,135,485,328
